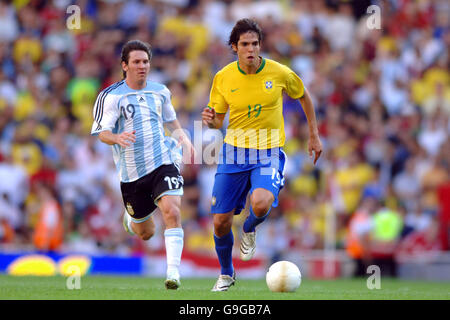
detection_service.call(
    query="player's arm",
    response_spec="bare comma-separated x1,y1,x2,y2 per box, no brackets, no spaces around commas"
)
165,119,195,163
299,87,322,164
203,72,227,129
201,107,226,129
98,130,136,148
165,119,193,148
92,91,136,148
160,86,195,158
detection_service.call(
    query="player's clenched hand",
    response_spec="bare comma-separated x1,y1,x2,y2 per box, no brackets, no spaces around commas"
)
308,134,323,165
202,107,216,127
116,130,136,148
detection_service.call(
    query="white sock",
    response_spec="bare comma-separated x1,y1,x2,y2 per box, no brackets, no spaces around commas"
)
164,228,184,279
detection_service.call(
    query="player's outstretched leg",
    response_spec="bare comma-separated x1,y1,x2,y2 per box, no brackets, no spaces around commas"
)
212,211,236,291
164,227,184,289
159,195,184,290
240,189,273,261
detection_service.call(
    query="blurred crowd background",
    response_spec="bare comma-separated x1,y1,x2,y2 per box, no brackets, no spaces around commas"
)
0,0,449,276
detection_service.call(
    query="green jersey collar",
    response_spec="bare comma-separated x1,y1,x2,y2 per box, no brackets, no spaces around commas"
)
237,57,266,75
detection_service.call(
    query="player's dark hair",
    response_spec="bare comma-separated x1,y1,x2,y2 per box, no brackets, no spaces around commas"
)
228,18,263,49
120,40,152,78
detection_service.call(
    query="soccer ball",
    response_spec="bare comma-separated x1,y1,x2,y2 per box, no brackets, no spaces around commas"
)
266,261,302,292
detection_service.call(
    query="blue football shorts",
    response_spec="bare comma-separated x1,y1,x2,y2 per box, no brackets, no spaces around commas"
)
211,148,286,214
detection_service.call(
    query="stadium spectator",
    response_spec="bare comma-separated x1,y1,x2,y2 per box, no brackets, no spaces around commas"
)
31,182,64,252
370,206,403,277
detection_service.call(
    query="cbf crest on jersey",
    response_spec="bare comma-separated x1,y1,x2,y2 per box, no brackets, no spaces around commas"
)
262,79,274,93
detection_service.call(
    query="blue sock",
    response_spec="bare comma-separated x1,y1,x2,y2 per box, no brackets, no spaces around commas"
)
243,206,271,233
214,231,234,277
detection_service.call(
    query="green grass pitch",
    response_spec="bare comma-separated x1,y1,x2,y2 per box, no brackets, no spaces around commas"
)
0,274,449,300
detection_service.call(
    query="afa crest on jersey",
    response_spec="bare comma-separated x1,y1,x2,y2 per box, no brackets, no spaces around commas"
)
126,202,135,216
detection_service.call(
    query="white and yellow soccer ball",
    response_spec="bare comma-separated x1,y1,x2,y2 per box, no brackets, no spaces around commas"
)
266,261,302,292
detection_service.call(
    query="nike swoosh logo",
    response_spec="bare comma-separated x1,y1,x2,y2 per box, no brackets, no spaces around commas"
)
231,88,239,92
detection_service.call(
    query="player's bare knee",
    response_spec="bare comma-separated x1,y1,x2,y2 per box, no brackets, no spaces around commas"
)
138,228,154,241
162,205,181,226
159,197,181,217
250,189,274,216
213,213,233,237
250,197,272,217
214,222,232,237
140,232,153,241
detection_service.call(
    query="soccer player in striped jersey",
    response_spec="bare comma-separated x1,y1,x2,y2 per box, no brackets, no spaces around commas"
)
91,40,194,290
202,19,323,291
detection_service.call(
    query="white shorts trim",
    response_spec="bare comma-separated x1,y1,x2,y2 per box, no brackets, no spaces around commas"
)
130,208,157,224
154,188,184,205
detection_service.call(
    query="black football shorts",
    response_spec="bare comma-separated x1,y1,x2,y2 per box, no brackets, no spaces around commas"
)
120,164,184,223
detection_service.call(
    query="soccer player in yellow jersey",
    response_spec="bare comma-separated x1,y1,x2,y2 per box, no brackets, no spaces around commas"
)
202,19,322,291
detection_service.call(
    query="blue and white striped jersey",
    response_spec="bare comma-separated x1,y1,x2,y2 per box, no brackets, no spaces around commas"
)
91,79,180,183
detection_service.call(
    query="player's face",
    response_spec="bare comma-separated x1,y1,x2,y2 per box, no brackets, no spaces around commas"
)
123,50,150,82
233,31,261,68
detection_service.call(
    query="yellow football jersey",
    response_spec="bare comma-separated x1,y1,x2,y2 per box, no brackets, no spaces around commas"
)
208,57,304,149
